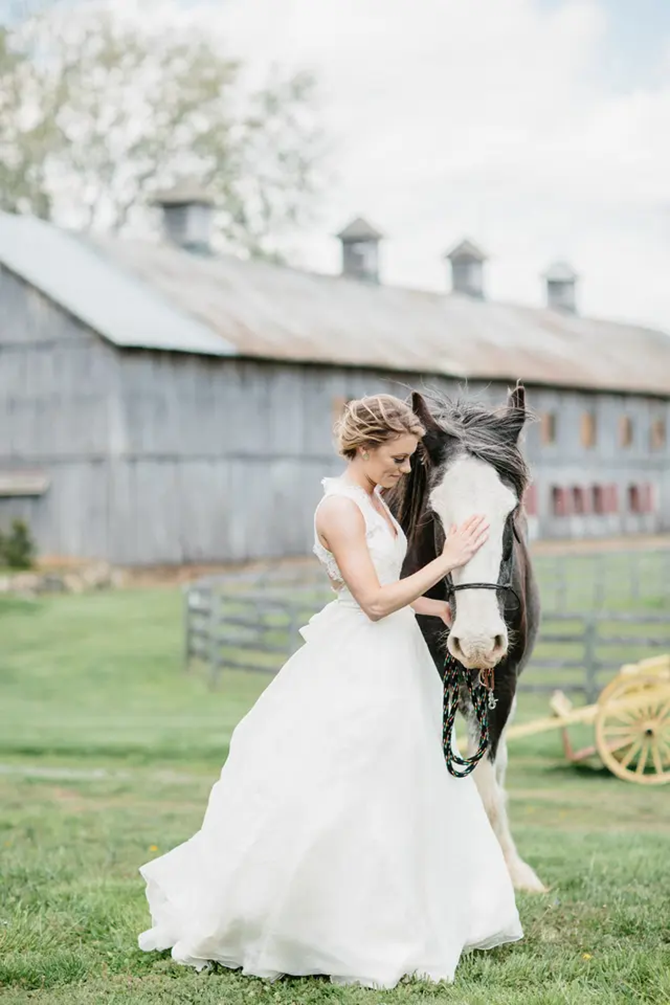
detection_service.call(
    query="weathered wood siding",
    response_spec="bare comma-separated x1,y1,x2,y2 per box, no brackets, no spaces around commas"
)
0,265,120,558
1,260,668,565
107,352,461,563
522,387,670,539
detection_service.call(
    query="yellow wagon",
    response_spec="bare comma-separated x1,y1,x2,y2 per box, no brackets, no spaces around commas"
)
507,654,670,785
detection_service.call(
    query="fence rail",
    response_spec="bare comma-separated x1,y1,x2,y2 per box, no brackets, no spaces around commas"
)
532,547,670,611
184,549,670,699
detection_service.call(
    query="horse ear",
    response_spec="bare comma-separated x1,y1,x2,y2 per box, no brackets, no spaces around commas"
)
505,381,527,443
508,381,526,414
411,392,441,432
410,391,443,463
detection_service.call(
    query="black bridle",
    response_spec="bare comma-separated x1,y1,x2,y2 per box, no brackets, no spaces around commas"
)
436,510,523,777
439,510,523,613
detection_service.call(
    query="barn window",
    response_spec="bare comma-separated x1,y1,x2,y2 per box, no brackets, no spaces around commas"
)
642,484,655,513
606,484,619,513
572,486,588,514
627,485,642,514
619,415,634,447
551,486,569,517
651,418,666,450
580,412,597,448
540,412,556,445
592,485,606,514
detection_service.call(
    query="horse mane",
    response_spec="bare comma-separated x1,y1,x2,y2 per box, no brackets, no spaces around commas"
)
385,445,431,544
427,392,531,498
385,391,531,544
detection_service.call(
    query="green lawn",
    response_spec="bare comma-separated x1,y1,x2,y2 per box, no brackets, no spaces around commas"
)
1,589,670,1004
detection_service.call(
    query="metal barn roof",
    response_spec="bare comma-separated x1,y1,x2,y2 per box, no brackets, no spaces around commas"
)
95,235,670,396
1,211,669,396
0,212,235,357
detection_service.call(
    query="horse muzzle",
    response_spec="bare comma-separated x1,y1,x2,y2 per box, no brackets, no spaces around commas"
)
447,627,509,670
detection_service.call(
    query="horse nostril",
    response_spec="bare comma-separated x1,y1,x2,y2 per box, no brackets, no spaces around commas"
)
493,634,506,651
450,635,462,656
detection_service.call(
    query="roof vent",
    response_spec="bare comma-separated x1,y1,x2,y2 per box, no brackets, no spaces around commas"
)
543,261,578,313
152,179,215,255
336,216,384,284
445,238,487,299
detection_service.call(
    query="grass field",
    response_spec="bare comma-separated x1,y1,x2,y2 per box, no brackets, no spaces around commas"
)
2,587,670,1004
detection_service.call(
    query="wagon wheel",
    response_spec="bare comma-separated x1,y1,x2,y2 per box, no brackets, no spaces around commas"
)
595,675,670,785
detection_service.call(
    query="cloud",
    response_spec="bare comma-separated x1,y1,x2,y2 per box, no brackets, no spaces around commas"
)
141,0,670,331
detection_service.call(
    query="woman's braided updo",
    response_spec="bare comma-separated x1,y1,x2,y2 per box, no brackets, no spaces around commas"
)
334,394,425,459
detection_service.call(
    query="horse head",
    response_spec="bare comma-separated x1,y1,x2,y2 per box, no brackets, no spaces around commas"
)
390,384,531,671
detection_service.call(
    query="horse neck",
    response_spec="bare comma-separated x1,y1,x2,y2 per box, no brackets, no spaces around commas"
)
404,508,443,584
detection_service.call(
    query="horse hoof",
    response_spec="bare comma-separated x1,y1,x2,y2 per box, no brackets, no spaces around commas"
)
507,858,547,893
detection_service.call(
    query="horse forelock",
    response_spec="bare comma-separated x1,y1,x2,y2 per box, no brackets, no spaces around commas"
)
425,393,530,500
387,393,530,548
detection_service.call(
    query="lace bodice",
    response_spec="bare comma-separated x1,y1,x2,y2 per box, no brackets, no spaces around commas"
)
313,476,407,590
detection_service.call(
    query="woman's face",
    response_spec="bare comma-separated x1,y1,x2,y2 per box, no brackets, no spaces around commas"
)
362,434,419,490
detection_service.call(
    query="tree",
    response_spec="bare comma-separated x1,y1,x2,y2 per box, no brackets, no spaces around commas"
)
0,2,324,258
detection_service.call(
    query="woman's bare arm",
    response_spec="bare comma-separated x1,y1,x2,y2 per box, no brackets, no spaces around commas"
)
316,496,487,622
411,596,451,623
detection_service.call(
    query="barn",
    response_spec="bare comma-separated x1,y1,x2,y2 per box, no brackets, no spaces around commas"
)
1,192,669,565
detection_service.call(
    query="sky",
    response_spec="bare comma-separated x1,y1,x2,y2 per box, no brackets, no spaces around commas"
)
5,0,670,331
207,0,670,331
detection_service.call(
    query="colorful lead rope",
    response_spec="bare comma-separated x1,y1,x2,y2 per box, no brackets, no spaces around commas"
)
442,653,498,778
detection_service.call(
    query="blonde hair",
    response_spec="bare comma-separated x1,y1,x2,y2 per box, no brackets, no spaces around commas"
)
334,394,425,459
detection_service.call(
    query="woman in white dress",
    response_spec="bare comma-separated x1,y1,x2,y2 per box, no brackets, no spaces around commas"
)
138,394,523,989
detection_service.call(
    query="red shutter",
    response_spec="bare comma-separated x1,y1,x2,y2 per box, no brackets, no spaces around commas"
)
572,486,590,515
628,485,641,514
562,488,574,518
524,484,538,516
563,487,572,516
552,486,570,517
642,483,654,513
592,486,604,514
606,484,619,513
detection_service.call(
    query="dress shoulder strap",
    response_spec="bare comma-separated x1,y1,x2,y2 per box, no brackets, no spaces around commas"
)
315,478,381,541
318,477,376,517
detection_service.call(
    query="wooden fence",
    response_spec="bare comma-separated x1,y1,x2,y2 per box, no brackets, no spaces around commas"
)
184,551,670,700
532,547,670,612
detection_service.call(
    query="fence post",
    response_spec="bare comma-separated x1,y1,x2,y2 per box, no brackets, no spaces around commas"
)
557,555,567,611
208,587,221,689
183,585,192,673
593,554,604,610
630,551,640,603
583,615,598,702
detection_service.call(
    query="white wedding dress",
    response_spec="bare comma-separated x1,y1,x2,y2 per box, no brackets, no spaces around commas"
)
138,476,522,988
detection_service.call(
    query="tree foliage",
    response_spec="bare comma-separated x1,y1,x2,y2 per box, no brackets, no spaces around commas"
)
0,2,324,257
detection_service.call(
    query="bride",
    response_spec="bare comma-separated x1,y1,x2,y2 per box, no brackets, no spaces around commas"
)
138,393,523,989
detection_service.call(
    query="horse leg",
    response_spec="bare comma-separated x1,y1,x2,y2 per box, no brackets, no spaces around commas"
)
468,704,547,894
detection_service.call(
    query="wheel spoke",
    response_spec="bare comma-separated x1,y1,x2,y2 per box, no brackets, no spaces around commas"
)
635,738,650,775
620,736,643,770
607,736,639,756
651,740,668,776
653,701,670,725
608,708,637,725
603,725,638,739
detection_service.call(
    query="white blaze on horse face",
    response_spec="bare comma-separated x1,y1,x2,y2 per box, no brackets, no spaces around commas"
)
430,454,517,670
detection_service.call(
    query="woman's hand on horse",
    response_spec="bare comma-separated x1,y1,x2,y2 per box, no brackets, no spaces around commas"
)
439,601,453,627
441,515,489,571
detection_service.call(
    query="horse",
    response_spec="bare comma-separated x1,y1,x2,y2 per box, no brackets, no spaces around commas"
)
385,383,546,893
